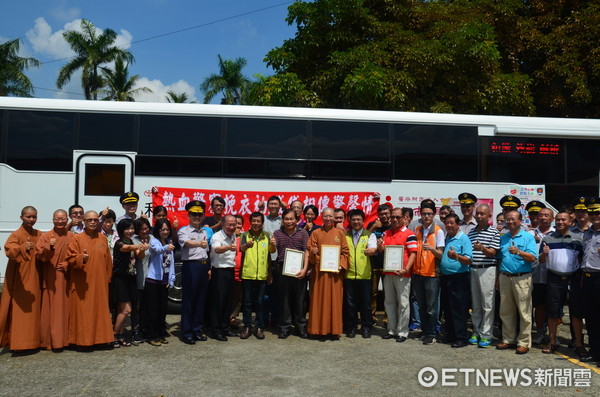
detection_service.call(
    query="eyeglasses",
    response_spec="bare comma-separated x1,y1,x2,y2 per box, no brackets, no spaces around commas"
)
390,216,403,220
189,213,203,217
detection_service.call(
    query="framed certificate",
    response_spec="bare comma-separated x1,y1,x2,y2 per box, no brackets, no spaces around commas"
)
320,245,340,272
383,245,404,272
283,248,304,277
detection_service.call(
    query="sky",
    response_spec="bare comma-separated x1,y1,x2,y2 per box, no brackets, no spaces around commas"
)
1,0,298,103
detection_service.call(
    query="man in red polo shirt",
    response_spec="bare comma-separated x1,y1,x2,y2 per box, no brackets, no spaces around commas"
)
378,207,417,342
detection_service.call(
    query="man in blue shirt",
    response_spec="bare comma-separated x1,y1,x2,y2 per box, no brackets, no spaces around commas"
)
496,210,537,354
439,214,473,348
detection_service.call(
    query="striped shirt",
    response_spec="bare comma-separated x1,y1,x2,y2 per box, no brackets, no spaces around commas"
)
540,230,582,275
467,225,501,267
274,228,309,263
382,226,418,278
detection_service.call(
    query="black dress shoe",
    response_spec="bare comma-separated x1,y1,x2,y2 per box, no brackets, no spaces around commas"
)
362,328,371,339
451,340,469,348
180,337,196,345
193,334,207,342
213,333,228,342
396,336,407,343
346,329,356,338
279,330,290,339
382,333,395,340
297,329,308,339
223,329,238,337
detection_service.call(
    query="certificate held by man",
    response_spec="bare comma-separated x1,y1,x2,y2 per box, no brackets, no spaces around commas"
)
383,245,404,272
320,245,341,272
283,248,305,277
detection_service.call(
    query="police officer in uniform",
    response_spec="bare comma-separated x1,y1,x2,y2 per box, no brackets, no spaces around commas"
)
525,200,546,231
177,201,213,345
581,197,600,363
458,193,478,235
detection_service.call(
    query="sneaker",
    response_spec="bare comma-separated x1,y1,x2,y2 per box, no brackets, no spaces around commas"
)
132,330,146,344
478,338,492,348
422,335,436,345
409,323,420,331
468,334,479,345
148,338,161,347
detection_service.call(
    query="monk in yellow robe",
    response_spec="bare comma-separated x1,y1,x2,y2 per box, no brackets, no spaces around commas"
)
0,206,42,351
36,209,73,350
65,210,113,347
306,208,349,337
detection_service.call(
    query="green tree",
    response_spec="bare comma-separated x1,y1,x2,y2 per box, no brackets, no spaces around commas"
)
57,19,134,100
96,58,151,101
166,91,196,103
200,55,251,104
0,38,40,97
264,0,599,117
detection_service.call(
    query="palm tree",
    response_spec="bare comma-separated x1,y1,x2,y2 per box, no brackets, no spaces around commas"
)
200,55,251,104
96,58,151,101
166,91,190,103
56,19,134,100
0,38,40,97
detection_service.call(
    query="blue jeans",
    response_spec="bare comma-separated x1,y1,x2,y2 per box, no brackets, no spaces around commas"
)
411,274,439,337
410,282,421,326
243,279,267,328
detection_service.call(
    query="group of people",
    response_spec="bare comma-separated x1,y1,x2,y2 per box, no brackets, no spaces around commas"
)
0,193,175,350
1,191,599,367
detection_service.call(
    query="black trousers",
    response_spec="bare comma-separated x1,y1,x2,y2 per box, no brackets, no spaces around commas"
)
143,281,168,339
582,272,600,361
278,273,308,331
209,267,235,333
343,278,373,330
441,272,470,342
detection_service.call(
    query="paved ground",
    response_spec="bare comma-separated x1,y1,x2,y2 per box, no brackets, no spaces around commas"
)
1,314,598,396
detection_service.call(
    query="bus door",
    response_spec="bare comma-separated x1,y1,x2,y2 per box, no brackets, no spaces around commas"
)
74,151,136,212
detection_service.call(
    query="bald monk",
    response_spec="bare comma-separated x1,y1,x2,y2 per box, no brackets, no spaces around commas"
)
36,209,73,350
65,210,113,347
0,206,42,351
306,208,349,338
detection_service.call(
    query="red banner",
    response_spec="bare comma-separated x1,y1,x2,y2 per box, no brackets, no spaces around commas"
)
151,187,380,230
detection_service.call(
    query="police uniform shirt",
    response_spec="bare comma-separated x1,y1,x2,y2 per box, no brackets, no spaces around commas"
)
582,227,600,272
178,225,210,261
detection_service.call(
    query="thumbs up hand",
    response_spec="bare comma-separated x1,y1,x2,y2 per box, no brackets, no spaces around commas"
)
542,242,550,255
508,243,518,255
447,246,458,260
83,249,89,263
25,237,33,251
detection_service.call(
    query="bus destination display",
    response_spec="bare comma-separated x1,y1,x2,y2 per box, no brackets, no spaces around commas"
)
489,141,561,156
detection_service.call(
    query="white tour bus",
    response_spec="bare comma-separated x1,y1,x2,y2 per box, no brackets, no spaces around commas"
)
1,97,599,302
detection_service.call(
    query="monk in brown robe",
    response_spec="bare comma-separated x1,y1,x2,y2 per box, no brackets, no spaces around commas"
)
306,208,349,338
65,210,113,347
0,206,42,351
36,209,73,350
